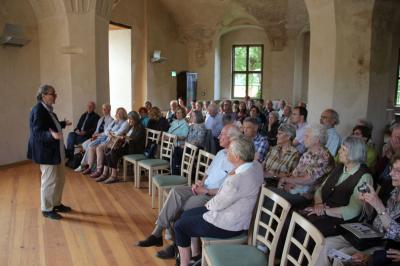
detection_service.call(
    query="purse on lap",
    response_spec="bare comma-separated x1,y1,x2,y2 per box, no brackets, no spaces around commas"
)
339,223,384,251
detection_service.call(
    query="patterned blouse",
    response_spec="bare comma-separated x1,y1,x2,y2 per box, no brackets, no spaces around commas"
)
373,187,400,241
187,123,207,148
289,145,334,196
263,145,300,176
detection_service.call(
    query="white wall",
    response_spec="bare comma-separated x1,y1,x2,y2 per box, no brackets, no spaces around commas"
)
109,29,132,114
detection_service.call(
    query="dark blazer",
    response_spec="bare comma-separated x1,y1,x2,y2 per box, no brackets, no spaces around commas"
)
27,102,66,165
74,111,100,138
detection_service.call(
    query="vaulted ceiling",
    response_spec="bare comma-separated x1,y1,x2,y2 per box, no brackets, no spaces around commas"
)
158,0,309,50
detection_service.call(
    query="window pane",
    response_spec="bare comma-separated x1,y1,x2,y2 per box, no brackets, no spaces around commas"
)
233,73,247,98
248,73,261,98
234,46,247,71
248,46,262,71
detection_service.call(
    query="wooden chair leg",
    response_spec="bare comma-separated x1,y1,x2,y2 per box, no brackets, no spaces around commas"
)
151,182,156,208
148,168,153,196
123,159,127,182
158,187,162,210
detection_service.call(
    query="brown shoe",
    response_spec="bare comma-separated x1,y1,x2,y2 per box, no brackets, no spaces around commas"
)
82,167,92,175
95,175,108,182
104,176,118,184
90,171,103,178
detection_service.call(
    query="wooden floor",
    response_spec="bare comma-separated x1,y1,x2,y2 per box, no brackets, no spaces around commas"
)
0,163,175,266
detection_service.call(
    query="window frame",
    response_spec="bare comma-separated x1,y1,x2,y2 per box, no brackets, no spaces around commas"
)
231,44,264,99
395,48,400,107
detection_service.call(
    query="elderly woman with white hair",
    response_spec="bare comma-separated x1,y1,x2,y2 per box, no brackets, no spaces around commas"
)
275,124,335,209
173,136,264,266
303,136,374,237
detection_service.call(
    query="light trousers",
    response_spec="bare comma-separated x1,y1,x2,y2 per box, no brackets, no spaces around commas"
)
156,186,211,228
39,164,66,211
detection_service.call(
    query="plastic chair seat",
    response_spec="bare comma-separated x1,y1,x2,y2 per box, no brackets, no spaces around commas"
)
139,159,169,168
204,244,267,266
153,175,187,187
123,154,147,162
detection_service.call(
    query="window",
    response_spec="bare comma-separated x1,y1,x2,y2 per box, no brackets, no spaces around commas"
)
396,50,400,106
232,45,263,98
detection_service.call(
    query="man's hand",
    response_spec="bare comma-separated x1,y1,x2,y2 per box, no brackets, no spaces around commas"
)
49,128,62,140
64,119,72,126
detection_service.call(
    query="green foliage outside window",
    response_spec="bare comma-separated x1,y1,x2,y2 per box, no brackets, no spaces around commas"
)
232,45,263,98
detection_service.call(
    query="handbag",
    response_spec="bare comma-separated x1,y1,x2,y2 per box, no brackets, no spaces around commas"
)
339,223,384,250
105,135,125,152
144,141,157,159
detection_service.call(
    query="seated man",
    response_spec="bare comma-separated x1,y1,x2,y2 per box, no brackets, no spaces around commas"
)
174,136,264,266
66,101,100,159
320,108,342,156
242,117,269,162
291,106,308,154
273,124,334,209
75,103,113,172
136,124,242,259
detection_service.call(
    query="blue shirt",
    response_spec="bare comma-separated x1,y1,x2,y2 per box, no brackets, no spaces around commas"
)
168,119,189,146
204,149,234,189
326,127,342,156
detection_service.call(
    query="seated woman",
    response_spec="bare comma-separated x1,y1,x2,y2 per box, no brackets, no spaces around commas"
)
187,110,207,149
82,107,130,176
266,111,280,146
249,105,266,126
147,106,170,132
303,136,373,237
168,106,189,146
317,152,400,266
173,136,264,266
235,101,248,124
352,125,378,173
263,123,300,179
138,107,149,127
96,111,145,184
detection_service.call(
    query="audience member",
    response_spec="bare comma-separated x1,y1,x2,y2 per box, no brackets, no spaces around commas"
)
147,107,170,132
278,99,286,118
291,106,308,154
97,111,145,184
243,117,269,163
168,106,189,146
137,125,241,259
174,136,264,266
236,101,248,123
249,105,266,125
178,97,189,113
205,102,223,138
74,103,114,172
274,124,334,209
264,123,300,178
138,107,149,127
317,152,400,266
66,101,100,159
145,101,152,111
280,105,292,124
266,111,280,146
304,136,373,237
82,107,130,176
352,125,377,172
166,100,178,123
320,108,342,156
222,100,237,120
187,110,207,149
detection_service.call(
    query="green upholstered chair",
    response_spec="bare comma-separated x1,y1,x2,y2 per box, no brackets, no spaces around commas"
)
151,142,198,209
137,132,176,196
202,187,292,266
122,128,161,187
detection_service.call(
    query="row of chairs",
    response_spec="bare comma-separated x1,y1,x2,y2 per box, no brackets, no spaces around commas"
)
201,187,325,266
122,128,215,209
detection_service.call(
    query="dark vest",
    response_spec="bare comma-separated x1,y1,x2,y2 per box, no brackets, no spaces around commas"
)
321,164,369,208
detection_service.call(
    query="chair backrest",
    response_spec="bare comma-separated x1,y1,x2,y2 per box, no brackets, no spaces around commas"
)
280,211,325,266
145,128,162,146
194,149,215,184
160,132,177,161
180,142,199,185
251,187,291,265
